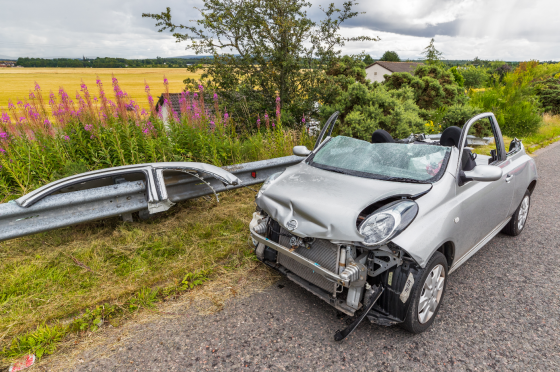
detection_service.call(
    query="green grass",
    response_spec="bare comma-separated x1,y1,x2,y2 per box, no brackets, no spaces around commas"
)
0,187,259,363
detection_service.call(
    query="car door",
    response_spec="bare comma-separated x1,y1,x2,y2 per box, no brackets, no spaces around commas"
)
453,114,516,262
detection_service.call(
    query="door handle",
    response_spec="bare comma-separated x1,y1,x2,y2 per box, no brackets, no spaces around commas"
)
505,174,513,183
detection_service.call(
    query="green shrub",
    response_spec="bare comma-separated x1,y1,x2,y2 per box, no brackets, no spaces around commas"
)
384,64,467,110
459,66,488,89
535,77,560,115
440,104,482,130
449,67,464,87
320,83,425,140
469,69,542,137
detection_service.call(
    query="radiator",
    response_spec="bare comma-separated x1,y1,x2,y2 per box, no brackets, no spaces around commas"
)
277,227,339,293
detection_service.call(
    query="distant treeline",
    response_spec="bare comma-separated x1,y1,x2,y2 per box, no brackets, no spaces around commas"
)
15,57,203,68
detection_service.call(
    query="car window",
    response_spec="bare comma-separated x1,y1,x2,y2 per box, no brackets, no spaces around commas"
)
310,136,450,183
466,117,499,165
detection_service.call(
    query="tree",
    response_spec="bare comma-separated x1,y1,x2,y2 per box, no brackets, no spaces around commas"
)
421,38,443,65
143,1,378,126
363,54,375,65
460,66,488,89
380,51,400,62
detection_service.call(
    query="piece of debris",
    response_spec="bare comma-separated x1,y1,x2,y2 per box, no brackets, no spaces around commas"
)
9,354,35,372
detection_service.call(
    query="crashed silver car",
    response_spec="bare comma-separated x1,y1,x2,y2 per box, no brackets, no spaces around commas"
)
249,112,537,340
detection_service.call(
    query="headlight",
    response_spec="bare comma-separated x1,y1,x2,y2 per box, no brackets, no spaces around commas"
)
358,200,418,246
257,171,284,197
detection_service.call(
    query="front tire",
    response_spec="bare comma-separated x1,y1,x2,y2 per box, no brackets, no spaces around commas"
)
400,251,448,334
502,190,531,236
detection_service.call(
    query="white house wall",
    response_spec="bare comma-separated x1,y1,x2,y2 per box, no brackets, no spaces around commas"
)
365,64,392,83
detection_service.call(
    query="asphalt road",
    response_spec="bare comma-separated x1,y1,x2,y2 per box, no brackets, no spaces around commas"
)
70,144,560,371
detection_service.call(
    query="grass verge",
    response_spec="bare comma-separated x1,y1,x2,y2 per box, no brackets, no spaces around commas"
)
0,187,260,364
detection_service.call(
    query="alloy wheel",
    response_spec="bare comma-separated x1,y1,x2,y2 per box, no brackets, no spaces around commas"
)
418,264,445,324
518,195,530,231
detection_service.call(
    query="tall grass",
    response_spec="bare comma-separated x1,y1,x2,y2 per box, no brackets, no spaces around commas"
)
0,76,313,200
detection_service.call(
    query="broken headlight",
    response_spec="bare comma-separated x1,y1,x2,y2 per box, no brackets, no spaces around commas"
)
257,170,284,198
358,200,418,246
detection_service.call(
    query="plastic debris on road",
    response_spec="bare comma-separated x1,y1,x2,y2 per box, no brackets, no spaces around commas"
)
9,355,35,372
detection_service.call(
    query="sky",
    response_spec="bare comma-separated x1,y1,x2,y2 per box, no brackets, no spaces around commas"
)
1,0,558,61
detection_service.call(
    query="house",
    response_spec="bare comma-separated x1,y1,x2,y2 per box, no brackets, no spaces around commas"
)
155,93,183,120
365,61,423,83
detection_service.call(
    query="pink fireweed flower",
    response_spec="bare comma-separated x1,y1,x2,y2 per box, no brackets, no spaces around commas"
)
224,112,229,121
8,102,15,109
264,113,270,129
90,134,96,139
96,79,101,85
63,135,70,141
193,93,198,98
80,83,87,91
76,93,81,100
84,124,93,132
29,92,36,99
198,85,204,92
1,113,10,124
145,84,150,92
35,82,40,91
44,119,51,126
0,132,8,139
17,101,23,105
256,114,261,129
213,93,218,100
112,77,118,84
163,78,168,84
0,148,5,153
93,97,98,102
302,114,305,124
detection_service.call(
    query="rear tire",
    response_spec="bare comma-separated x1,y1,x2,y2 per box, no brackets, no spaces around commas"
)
400,251,448,334
502,190,531,236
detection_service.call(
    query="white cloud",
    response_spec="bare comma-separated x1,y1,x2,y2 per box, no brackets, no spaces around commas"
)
1,0,559,60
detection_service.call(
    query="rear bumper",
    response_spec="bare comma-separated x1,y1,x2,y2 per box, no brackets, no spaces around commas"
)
250,229,349,286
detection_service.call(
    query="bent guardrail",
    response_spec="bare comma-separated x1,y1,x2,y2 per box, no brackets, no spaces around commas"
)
0,155,303,242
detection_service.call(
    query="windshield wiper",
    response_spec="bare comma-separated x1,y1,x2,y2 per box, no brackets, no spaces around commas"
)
383,177,430,184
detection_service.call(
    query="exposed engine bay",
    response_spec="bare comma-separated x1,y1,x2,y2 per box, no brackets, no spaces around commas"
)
250,208,423,330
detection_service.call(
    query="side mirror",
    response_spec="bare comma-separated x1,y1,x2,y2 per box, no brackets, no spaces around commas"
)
293,146,311,157
461,165,503,184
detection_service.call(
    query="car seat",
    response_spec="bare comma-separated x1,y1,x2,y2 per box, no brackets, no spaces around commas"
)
439,126,462,148
371,129,394,144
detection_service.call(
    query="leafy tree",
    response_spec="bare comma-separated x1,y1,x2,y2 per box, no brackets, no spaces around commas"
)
143,0,377,126
449,66,464,87
421,38,443,65
363,54,375,65
459,66,488,89
380,51,400,62
383,64,467,110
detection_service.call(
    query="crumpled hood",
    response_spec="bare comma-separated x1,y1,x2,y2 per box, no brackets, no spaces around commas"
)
256,162,432,242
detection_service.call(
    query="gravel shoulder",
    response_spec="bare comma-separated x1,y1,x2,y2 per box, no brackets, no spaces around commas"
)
44,144,560,371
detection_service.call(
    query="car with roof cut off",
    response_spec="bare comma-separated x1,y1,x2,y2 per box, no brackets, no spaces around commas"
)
249,112,537,340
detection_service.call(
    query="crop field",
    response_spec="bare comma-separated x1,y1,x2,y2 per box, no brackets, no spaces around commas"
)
0,68,202,109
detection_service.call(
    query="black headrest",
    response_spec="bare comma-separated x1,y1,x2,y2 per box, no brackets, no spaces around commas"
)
440,126,462,147
371,129,394,144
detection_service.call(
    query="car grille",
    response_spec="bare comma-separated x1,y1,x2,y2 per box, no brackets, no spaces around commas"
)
277,227,339,293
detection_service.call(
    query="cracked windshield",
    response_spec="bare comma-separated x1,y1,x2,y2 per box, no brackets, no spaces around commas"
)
311,136,451,182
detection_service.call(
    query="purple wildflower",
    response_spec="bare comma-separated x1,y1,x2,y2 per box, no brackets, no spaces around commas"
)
0,132,7,139
0,148,5,153
29,92,36,99
257,114,261,129
96,79,101,85
44,119,51,126
198,85,204,92
1,113,10,124
213,93,218,100
302,115,306,124
84,124,93,132
63,135,70,141
163,78,168,84
35,82,40,91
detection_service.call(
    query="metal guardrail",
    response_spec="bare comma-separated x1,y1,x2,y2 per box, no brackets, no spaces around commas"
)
0,155,303,242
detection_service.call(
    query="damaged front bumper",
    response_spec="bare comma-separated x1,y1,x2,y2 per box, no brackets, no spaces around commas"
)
250,228,351,287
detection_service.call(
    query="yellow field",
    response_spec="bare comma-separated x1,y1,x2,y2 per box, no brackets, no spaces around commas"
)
0,68,202,110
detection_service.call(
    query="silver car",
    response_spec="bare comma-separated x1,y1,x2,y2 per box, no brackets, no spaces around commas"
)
249,112,537,340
